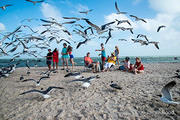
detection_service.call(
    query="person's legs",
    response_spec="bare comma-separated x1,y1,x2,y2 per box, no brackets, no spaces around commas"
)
53,62,55,69
70,58,74,70
137,70,144,73
62,58,65,70
65,58,68,69
56,62,58,69
116,58,120,65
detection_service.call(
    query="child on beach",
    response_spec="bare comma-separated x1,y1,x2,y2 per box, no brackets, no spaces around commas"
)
103,53,116,71
61,43,69,70
46,49,53,70
119,57,130,71
52,48,59,70
114,46,120,65
133,57,144,74
95,43,106,70
67,45,75,71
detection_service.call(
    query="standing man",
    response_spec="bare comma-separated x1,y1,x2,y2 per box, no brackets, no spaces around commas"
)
61,43,69,70
46,49,53,70
95,43,106,70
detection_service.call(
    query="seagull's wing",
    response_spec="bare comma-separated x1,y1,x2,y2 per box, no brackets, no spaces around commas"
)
44,86,64,94
76,39,88,49
161,81,176,101
157,26,166,32
19,89,43,95
22,79,36,82
154,43,159,49
62,21,76,24
84,19,101,32
60,39,71,45
105,29,112,44
101,21,115,30
115,1,120,13
64,72,73,77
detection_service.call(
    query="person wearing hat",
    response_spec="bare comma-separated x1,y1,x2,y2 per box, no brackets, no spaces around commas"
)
103,52,116,71
46,49,53,70
119,57,131,71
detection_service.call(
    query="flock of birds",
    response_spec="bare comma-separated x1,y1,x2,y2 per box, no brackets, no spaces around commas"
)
0,1,166,61
1,0,179,105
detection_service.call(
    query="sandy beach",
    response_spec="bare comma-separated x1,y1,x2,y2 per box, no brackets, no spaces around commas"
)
0,63,180,120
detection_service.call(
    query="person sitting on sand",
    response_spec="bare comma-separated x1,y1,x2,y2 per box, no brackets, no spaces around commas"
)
133,57,144,74
103,53,116,71
46,49,53,70
84,52,100,73
119,57,130,71
52,48,59,70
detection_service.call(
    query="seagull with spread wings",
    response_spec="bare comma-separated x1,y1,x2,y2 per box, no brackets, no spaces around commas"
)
26,0,44,5
157,25,166,32
130,15,147,23
115,1,127,14
0,4,12,10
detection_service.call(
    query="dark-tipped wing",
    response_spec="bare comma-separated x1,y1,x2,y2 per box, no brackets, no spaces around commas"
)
161,81,176,101
84,19,101,31
115,1,120,13
19,89,43,95
45,86,64,94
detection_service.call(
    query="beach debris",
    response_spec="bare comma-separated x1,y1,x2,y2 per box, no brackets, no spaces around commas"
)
19,86,64,99
110,81,122,90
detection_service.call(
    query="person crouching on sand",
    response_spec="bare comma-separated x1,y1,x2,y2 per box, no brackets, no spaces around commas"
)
53,48,59,70
103,53,116,72
133,57,144,74
119,57,130,71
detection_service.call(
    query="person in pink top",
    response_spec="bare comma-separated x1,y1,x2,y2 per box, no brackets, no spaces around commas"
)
67,45,75,71
52,48,59,70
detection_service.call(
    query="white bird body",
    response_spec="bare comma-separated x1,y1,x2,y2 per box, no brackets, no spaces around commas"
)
82,82,90,88
43,94,51,99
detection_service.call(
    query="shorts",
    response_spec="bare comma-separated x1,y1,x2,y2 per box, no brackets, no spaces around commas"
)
119,65,125,70
88,64,93,68
46,60,51,65
62,55,69,59
70,54,74,59
101,56,106,61
53,57,59,63
104,63,114,69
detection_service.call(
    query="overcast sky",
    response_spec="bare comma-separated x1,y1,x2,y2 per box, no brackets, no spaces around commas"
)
0,0,180,58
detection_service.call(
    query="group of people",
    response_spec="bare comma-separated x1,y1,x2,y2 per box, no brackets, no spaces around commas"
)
46,43,144,74
46,43,74,71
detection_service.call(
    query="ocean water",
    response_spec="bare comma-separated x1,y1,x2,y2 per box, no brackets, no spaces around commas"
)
0,56,180,68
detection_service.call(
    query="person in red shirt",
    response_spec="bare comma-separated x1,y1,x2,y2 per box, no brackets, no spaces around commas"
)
134,57,144,74
52,48,59,70
84,52,100,73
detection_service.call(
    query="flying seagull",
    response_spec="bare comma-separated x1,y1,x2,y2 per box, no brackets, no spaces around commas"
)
105,28,113,44
0,4,12,10
19,86,64,98
79,9,93,15
76,38,90,49
64,72,81,79
21,76,50,86
130,15,147,23
159,81,179,104
137,34,149,42
26,0,44,5
148,41,159,49
157,25,166,32
115,1,127,14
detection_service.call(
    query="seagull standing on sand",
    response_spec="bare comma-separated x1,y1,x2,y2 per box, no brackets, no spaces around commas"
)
110,81,122,90
159,81,180,104
19,86,64,98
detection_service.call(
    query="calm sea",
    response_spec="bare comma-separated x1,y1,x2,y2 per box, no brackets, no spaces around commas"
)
0,56,180,68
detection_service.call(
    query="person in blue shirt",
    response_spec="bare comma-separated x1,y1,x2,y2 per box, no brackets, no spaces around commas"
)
61,43,69,70
95,43,106,70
